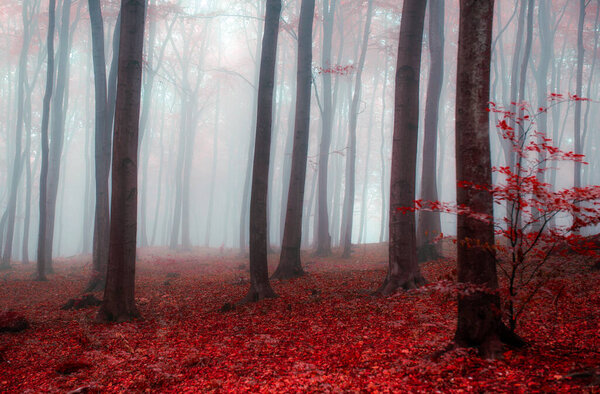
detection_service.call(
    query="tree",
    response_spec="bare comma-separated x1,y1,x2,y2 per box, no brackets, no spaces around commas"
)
0,0,36,270
86,0,111,292
272,0,315,280
314,0,337,257
37,0,57,281
573,0,585,192
454,0,505,359
417,0,444,262
341,0,373,258
96,0,146,322
376,0,427,295
243,0,281,302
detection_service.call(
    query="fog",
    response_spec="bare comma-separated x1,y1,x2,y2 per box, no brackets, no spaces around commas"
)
0,0,598,262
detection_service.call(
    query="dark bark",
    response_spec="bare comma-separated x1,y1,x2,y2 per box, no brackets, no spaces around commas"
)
417,0,444,261
454,0,522,359
341,0,373,258
243,0,281,302
376,0,427,295
43,0,73,271
574,0,585,192
96,0,146,323
86,0,111,292
314,0,337,257
272,0,315,280
36,0,57,281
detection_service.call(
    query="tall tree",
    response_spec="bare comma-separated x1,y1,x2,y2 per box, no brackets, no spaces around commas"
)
314,0,337,256
272,0,315,280
341,0,374,258
42,0,73,271
454,0,523,359
574,0,585,192
97,0,146,322
417,0,444,261
376,0,427,295
86,0,111,292
37,0,57,281
243,0,281,302
0,0,35,269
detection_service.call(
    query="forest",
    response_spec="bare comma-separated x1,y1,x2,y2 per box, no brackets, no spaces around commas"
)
1,0,599,391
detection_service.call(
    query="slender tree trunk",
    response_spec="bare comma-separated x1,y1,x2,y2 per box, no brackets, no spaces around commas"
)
36,0,57,281
205,85,220,247
417,0,444,261
97,0,146,323
574,0,585,192
243,0,281,302
1,0,34,269
341,0,373,258
376,0,427,295
272,0,315,280
454,0,523,359
314,0,337,256
86,0,111,292
43,0,73,270
240,3,265,254
379,51,390,243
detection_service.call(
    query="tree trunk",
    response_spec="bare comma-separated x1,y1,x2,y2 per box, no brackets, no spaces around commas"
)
341,0,373,258
36,0,57,281
86,0,112,292
314,0,337,256
243,0,281,302
272,0,315,280
1,0,34,269
416,0,444,262
454,0,522,359
574,0,585,192
43,0,73,271
97,0,146,323
376,0,427,295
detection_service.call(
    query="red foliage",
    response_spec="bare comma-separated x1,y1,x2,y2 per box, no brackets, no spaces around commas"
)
0,246,598,391
316,64,356,75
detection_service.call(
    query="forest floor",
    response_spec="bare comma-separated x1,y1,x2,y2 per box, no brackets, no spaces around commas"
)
0,242,599,393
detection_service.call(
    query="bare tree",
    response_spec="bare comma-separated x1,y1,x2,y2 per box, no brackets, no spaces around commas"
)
243,0,281,302
97,0,146,322
376,0,427,295
453,0,523,359
272,0,315,280
36,0,57,281
86,0,111,292
341,0,373,258
417,0,444,261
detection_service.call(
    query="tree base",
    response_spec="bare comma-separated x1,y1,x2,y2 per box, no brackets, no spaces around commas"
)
240,286,277,303
271,264,305,280
437,322,527,360
375,274,427,295
0,263,11,271
96,305,140,323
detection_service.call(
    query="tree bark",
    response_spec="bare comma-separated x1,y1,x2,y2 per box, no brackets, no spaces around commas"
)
97,0,146,323
314,0,337,256
272,0,315,280
36,0,57,281
376,0,427,295
454,0,523,359
0,0,34,269
86,0,111,292
43,0,73,271
341,0,373,258
243,0,281,302
417,0,444,262
574,0,585,192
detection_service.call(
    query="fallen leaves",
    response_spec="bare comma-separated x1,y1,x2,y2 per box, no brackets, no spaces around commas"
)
0,244,598,392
